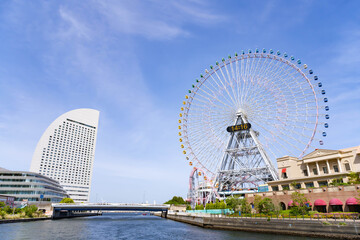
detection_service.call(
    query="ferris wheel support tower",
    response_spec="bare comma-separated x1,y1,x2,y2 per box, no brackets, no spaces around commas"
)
215,112,278,193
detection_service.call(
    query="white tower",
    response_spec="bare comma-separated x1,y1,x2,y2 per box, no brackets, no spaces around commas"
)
30,108,99,202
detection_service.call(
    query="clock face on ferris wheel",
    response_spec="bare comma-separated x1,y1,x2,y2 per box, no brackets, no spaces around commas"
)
179,48,330,179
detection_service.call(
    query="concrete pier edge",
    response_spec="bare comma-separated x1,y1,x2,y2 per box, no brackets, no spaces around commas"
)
160,213,360,240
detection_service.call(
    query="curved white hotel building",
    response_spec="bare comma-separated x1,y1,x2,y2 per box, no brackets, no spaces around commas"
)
30,108,99,202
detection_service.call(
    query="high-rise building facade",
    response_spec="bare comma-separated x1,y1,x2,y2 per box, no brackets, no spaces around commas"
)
30,109,99,202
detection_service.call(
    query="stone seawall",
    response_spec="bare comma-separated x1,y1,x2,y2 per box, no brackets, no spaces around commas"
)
0,217,50,224
165,213,360,239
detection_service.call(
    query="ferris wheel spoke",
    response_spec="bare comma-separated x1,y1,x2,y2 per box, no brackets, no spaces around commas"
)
213,66,238,107
229,58,241,107
251,120,306,154
206,72,239,107
195,79,235,109
223,62,240,107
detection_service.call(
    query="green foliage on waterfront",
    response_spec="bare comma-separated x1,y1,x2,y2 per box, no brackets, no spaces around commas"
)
60,198,75,203
289,192,311,215
195,204,204,210
330,177,350,186
0,204,46,220
225,197,251,213
225,197,240,211
254,195,274,214
164,196,187,205
348,172,360,184
239,198,252,214
205,200,226,210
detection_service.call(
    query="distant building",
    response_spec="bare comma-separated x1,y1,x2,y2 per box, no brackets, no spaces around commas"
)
268,146,360,191
0,169,68,204
30,109,100,202
245,146,360,213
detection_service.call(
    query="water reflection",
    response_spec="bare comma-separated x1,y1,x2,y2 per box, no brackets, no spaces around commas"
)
0,213,328,240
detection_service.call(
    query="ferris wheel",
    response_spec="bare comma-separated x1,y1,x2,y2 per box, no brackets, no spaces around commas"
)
179,48,329,191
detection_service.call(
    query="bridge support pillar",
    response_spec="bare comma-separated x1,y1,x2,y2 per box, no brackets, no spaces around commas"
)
161,210,168,218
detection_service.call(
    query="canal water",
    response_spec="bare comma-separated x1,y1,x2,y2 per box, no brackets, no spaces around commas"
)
0,213,327,240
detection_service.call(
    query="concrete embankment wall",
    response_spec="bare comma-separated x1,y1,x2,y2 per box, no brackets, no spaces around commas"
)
166,213,360,240
0,217,50,224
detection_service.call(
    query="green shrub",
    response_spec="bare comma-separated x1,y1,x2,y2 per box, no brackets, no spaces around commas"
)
60,198,75,204
239,198,251,214
195,204,204,210
14,208,22,214
3,206,12,214
0,202,5,208
214,200,227,209
205,202,214,209
23,205,38,218
164,196,186,205
289,192,311,216
226,197,240,211
348,172,360,184
0,210,5,219
255,197,274,214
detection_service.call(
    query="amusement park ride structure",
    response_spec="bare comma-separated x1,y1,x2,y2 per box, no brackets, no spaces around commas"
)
179,49,330,206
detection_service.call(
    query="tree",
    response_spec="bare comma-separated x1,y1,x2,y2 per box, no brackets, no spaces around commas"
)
60,198,75,203
290,192,310,215
0,210,5,219
253,195,262,213
214,200,226,209
239,198,251,214
3,205,12,214
195,204,204,210
186,205,192,210
254,197,274,214
164,196,186,205
23,205,38,218
348,172,360,185
0,202,5,208
330,178,348,186
205,202,214,210
226,197,241,212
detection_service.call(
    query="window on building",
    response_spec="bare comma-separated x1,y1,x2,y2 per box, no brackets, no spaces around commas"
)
295,183,301,189
318,181,328,187
281,185,290,190
323,167,328,174
333,165,339,173
313,168,318,175
282,172,288,179
303,170,308,176
345,163,351,171
305,182,314,188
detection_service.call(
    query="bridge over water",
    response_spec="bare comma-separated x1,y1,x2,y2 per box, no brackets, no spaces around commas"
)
52,203,170,219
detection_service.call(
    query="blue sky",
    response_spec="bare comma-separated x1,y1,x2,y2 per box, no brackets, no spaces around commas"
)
0,0,359,203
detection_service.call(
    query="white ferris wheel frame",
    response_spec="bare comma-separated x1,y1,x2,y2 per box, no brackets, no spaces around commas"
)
179,50,329,180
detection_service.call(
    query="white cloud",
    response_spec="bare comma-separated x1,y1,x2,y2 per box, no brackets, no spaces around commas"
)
58,6,92,40
92,0,225,40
